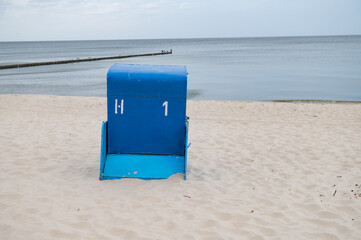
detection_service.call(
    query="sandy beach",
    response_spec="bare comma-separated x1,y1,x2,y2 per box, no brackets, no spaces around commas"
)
0,94,360,240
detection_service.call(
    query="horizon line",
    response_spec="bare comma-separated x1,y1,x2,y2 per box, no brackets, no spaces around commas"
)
1,34,360,43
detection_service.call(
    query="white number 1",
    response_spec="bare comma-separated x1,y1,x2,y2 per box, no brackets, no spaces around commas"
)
162,101,168,116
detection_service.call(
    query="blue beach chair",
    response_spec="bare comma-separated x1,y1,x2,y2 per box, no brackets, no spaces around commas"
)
99,64,190,180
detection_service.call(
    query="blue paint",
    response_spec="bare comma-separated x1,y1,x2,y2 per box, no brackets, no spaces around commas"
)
184,121,189,180
100,64,189,180
107,64,187,98
107,64,187,155
107,96,186,155
103,154,185,179
99,121,107,179
99,121,189,180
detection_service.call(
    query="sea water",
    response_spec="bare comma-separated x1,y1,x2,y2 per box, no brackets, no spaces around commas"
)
0,35,360,101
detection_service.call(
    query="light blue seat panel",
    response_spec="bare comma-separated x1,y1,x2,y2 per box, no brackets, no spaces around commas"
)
100,121,189,180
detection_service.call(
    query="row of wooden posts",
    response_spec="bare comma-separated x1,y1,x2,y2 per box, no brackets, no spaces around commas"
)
0,50,172,70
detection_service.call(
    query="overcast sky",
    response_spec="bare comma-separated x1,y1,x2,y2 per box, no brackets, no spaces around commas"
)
0,0,360,41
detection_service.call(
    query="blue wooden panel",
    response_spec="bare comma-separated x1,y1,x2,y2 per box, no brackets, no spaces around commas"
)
107,64,187,98
107,64,187,155
99,121,107,177
99,121,189,180
107,96,186,155
184,121,189,180
102,154,185,179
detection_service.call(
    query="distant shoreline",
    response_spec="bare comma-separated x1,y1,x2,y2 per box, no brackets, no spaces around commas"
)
271,100,361,104
1,34,361,43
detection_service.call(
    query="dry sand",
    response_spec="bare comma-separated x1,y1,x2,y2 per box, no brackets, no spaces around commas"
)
0,94,360,240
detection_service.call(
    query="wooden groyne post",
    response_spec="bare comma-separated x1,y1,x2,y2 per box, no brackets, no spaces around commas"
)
0,50,172,70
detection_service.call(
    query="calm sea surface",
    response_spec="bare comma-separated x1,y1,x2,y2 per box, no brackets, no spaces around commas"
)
0,35,360,101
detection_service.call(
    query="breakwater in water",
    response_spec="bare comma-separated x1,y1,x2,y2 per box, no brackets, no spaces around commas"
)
0,50,172,69
0,36,360,101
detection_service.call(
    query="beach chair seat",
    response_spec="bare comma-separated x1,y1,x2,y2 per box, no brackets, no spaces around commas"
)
99,64,189,180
